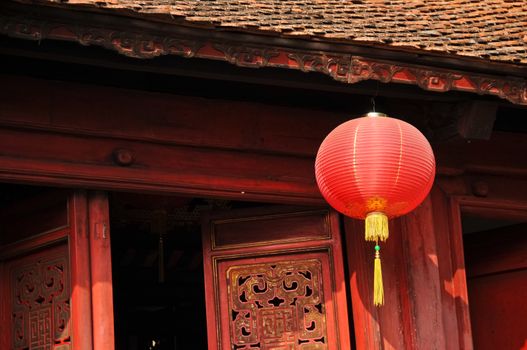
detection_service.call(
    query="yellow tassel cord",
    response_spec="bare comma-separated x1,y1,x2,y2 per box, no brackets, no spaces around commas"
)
373,244,384,306
365,211,389,242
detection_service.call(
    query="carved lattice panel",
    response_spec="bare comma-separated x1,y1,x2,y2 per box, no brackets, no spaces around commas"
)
205,208,350,350
227,259,327,350
10,244,71,350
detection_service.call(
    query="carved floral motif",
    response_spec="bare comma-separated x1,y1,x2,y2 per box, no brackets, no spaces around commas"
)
214,44,279,68
227,259,327,349
11,251,71,350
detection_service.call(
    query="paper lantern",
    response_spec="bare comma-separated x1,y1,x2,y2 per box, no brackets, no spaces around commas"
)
315,112,435,305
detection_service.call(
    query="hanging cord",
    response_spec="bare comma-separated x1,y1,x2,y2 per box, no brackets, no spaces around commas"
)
370,81,380,113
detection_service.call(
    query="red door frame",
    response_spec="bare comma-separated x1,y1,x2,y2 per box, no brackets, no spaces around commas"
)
447,196,527,350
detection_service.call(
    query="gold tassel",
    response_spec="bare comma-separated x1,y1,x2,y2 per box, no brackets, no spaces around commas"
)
365,211,389,242
373,244,384,306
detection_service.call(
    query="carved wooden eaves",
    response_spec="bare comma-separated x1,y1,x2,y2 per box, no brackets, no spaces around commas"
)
1,6,526,105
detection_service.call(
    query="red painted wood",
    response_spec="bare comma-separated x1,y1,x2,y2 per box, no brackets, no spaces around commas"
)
345,217,417,350
0,262,7,350
0,68,525,350
0,127,321,204
0,227,69,260
2,243,72,349
0,74,346,157
1,76,527,208
0,190,73,349
456,199,527,350
202,206,350,350
400,193,448,350
434,132,527,176
0,190,113,349
461,208,527,350
464,223,527,278
428,187,462,350
343,218,382,350
0,190,68,245
69,191,94,350
88,191,115,350
212,209,331,248
468,270,527,350
447,198,480,350
345,186,474,350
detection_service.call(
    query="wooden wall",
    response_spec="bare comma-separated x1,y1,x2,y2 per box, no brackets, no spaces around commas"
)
1,73,527,349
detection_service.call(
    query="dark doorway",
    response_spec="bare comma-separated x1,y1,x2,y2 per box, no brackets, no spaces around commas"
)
110,193,214,350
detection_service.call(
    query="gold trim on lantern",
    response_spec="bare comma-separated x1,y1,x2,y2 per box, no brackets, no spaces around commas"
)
365,212,389,242
365,112,387,118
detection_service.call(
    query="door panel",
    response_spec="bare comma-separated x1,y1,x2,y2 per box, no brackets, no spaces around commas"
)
0,189,114,350
203,206,351,350
6,242,71,350
464,223,527,350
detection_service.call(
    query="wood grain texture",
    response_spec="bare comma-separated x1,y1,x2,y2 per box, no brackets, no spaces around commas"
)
69,191,94,350
211,209,331,249
0,127,321,204
88,191,115,350
345,186,474,350
0,74,345,157
1,75,527,206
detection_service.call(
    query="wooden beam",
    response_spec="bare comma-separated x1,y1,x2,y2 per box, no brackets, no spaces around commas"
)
1,75,526,203
0,74,346,158
0,127,321,204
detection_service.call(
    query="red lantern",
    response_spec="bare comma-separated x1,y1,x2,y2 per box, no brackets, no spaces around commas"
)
315,112,435,305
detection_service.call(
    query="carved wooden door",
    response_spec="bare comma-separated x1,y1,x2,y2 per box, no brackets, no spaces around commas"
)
202,206,351,350
0,190,115,350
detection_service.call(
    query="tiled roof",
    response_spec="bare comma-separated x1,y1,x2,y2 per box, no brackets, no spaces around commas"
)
29,0,527,64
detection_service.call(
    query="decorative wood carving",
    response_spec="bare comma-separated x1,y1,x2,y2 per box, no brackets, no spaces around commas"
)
1,8,526,105
77,29,204,59
214,43,279,68
203,207,350,350
10,245,71,350
228,259,327,349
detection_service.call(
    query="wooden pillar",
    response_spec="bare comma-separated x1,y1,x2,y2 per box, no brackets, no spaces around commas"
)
345,186,472,349
0,262,7,350
88,191,115,350
69,191,94,350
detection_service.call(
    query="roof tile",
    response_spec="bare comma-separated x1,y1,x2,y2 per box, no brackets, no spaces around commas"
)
27,0,527,64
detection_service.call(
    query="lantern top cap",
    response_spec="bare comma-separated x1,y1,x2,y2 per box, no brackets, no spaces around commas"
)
365,112,387,118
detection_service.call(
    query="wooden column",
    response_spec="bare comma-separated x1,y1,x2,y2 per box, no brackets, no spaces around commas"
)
69,191,94,349
346,185,472,350
0,262,7,350
88,191,115,350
